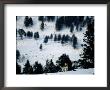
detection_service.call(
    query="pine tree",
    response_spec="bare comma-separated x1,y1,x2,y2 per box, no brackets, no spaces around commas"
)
65,35,69,42
44,59,57,73
16,62,21,74
33,61,43,74
58,34,61,41
70,24,74,33
46,16,55,22
38,16,44,21
50,34,53,39
54,34,57,41
27,31,33,38
56,54,72,71
28,17,33,26
40,21,44,30
23,60,33,74
80,17,94,68
61,34,65,44
24,16,33,27
34,32,39,39
24,16,29,27
44,36,48,43
18,29,25,39
16,50,20,60
55,17,64,31
16,29,17,37
64,16,74,28
70,34,78,48
73,35,77,49
39,44,42,50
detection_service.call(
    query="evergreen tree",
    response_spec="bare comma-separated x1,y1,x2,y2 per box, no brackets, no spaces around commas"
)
70,34,77,48
56,54,72,71
28,17,33,26
73,35,78,49
79,16,84,25
70,24,74,33
61,34,65,44
24,16,29,27
40,21,44,30
18,29,25,39
44,36,48,43
54,34,57,41
38,16,44,21
33,61,44,74
44,59,57,73
34,32,39,39
64,16,74,28
58,34,61,41
16,29,17,37
16,62,21,74
65,35,69,42
55,16,64,31
50,34,53,39
24,16,33,27
39,44,42,50
27,31,33,38
16,50,20,60
23,60,33,74
80,17,94,68
16,16,18,20
46,16,55,22
24,32,26,37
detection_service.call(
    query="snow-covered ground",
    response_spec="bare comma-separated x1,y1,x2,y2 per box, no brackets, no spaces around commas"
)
48,68,94,75
16,16,94,74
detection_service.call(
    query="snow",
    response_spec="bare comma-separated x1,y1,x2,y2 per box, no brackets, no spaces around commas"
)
16,16,93,74
47,68,94,75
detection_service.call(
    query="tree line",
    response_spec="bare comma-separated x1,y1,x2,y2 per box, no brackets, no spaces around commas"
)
16,49,94,74
17,16,92,34
16,53,75,74
44,34,78,49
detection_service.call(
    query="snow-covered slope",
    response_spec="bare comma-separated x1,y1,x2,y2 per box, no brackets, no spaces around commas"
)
16,16,87,69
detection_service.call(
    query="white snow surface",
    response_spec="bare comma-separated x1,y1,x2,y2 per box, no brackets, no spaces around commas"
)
16,16,88,71
47,68,94,75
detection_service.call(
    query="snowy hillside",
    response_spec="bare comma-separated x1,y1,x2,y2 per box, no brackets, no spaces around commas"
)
16,16,94,74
